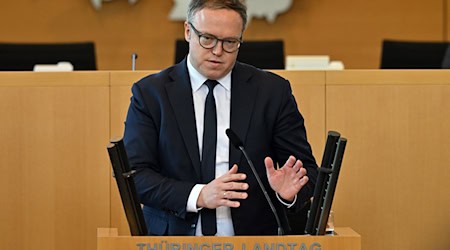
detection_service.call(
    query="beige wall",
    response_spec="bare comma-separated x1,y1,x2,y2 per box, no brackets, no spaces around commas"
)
0,0,447,70
1,70,450,250
326,70,450,250
0,72,111,250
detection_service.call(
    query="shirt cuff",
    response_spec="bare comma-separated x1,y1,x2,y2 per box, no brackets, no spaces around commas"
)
187,184,206,212
276,193,297,208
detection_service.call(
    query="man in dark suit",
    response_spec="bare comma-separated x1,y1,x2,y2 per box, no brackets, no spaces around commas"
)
123,0,318,236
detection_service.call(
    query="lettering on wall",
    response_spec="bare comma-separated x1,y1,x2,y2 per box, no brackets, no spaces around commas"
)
135,241,322,250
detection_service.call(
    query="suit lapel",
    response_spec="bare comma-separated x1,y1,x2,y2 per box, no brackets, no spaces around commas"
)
165,59,201,179
229,63,258,167
164,61,258,175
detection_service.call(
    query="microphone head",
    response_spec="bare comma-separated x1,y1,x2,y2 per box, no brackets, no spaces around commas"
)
226,128,243,149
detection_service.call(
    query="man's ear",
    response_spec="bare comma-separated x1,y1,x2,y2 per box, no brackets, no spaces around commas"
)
184,21,191,42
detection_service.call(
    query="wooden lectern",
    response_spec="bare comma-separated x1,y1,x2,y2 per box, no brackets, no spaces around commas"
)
97,228,360,250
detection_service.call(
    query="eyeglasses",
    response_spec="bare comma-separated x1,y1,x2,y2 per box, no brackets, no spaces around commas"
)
189,22,242,53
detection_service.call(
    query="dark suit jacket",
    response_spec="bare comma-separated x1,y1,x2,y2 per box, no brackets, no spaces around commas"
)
123,59,318,236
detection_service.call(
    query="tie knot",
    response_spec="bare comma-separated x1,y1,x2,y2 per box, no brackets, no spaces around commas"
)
205,80,218,91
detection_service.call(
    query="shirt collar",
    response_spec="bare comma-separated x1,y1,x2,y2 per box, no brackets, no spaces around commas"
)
187,54,231,92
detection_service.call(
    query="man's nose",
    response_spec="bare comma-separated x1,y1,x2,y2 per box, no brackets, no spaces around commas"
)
211,40,224,55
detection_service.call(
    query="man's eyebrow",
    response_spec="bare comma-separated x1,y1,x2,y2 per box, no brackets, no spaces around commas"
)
203,32,241,41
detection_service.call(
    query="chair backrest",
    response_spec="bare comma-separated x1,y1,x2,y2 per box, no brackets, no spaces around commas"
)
380,40,450,69
0,42,97,71
175,39,285,69
174,40,190,64
441,45,450,69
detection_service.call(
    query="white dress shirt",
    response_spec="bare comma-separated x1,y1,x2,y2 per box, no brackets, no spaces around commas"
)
185,54,234,236
184,55,295,235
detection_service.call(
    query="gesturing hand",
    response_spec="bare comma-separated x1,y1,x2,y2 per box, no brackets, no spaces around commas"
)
197,164,249,209
265,156,309,202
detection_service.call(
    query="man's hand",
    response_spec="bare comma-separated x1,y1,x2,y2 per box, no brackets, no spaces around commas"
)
265,156,309,202
197,164,249,209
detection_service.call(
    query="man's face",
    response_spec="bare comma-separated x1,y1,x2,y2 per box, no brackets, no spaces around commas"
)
184,8,243,80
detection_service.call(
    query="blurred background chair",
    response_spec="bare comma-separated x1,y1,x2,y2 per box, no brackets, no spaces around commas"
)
0,42,97,71
175,39,285,69
380,39,450,69
441,45,450,69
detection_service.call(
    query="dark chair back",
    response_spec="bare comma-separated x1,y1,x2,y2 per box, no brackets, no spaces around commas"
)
175,39,285,69
441,45,450,69
380,40,450,69
0,42,97,70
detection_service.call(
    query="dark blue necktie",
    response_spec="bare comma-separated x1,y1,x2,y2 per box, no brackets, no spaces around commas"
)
201,79,218,236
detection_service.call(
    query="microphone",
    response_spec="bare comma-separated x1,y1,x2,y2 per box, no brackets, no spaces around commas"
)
225,128,284,235
131,53,138,71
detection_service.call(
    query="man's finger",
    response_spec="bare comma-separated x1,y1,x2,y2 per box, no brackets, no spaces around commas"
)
264,157,275,175
228,164,238,174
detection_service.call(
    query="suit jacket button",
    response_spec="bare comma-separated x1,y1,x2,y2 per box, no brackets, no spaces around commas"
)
191,224,196,228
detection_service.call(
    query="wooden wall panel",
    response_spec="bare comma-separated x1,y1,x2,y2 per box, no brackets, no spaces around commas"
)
2,70,450,250
446,0,450,40
0,73,111,250
326,70,450,250
248,0,444,69
0,0,445,70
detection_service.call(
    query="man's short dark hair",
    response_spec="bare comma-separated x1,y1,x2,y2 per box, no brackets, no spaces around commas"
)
187,0,247,31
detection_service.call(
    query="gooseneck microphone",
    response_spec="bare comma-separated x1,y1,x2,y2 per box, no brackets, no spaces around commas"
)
131,53,138,71
225,128,284,235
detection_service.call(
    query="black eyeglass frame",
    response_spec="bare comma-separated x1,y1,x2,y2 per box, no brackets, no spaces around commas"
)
188,22,243,53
